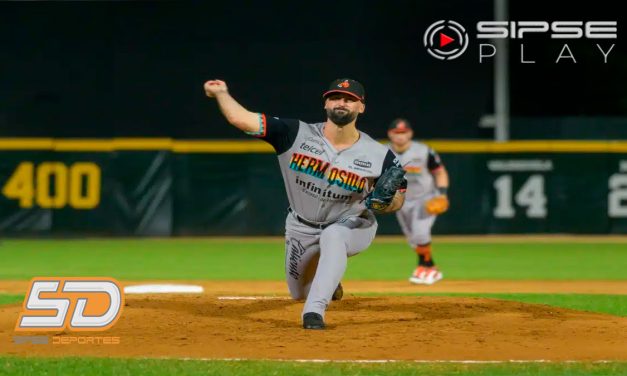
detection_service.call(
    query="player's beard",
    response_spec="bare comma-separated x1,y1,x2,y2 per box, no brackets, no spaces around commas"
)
326,107,358,126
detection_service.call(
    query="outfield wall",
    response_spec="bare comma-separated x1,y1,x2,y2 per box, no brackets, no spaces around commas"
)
1,139,627,236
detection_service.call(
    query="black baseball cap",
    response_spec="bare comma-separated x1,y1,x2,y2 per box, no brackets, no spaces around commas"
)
388,118,413,133
322,78,365,102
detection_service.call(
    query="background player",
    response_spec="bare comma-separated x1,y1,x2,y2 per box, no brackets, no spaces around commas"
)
387,118,450,285
204,78,406,329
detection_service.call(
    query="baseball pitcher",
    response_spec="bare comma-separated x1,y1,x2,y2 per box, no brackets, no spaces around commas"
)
387,118,450,285
204,78,407,329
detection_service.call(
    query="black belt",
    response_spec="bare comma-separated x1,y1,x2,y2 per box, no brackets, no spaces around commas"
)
288,208,332,229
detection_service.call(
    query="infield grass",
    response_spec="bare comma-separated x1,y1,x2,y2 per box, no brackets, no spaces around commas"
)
0,239,625,280
0,295,22,306
0,357,626,376
356,293,627,316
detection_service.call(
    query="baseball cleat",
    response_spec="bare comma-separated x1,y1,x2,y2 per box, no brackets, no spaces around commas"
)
332,282,343,301
423,267,443,285
408,266,428,284
409,266,443,285
303,312,325,330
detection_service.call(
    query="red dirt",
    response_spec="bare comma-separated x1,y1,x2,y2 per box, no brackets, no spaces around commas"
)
1,280,626,361
1,280,626,295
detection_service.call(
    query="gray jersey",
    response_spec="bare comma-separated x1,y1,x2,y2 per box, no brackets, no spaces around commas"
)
391,141,444,201
249,114,404,223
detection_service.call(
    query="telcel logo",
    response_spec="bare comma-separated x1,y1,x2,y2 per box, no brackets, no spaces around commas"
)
15,277,124,332
300,142,324,155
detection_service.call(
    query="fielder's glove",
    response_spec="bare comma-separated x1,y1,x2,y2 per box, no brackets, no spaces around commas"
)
365,166,406,211
425,195,449,215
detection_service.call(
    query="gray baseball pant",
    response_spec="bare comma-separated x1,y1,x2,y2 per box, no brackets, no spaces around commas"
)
284,210,378,318
395,196,436,247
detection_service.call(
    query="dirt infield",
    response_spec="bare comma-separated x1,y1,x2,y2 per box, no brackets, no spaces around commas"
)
1,280,626,295
1,280,626,361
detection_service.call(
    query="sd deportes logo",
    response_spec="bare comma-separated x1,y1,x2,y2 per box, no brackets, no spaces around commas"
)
423,20,469,60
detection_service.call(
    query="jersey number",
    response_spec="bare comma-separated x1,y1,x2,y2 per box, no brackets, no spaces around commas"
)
493,174,547,218
609,173,627,217
2,162,101,209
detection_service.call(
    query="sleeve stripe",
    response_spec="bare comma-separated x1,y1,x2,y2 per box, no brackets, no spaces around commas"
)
430,165,444,172
245,113,267,137
260,113,267,137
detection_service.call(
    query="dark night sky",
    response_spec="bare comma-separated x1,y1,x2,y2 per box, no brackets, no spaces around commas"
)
509,0,627,117
0,0,624,139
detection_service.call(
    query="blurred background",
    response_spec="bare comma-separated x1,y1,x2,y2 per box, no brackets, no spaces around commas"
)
1,0,625,236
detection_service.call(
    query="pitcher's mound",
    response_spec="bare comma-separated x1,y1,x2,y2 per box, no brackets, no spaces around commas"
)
2,295,626,361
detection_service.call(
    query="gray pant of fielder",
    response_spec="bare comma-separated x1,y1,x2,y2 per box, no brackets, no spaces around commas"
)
284,210,378,318
395,195,437,247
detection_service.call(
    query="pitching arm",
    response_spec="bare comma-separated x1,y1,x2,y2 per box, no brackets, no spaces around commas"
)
203,79,260,133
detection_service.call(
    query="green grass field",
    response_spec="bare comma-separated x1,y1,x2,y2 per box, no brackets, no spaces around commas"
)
0,357,625,376
0,239,625,280
361,293,627,316
1,238,626,375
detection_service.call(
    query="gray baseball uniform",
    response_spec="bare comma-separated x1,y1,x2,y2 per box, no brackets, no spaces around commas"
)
392,141,444,247
248,114,405,318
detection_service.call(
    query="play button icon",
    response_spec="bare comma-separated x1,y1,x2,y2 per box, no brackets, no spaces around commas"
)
440,33,454,47
424,20,469,60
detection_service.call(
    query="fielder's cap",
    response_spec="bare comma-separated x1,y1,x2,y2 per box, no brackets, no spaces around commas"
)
323,78,365,102
388,118,413,133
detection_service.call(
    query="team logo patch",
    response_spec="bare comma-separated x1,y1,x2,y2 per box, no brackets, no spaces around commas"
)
353,159,372,168
338,80,350,88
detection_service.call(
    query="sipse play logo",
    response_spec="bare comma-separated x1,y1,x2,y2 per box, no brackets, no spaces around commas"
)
424,20,469,60
424,20,617,63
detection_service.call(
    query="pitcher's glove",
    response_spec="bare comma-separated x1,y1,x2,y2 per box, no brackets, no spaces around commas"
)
365,166,406,211
425,195,449,215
